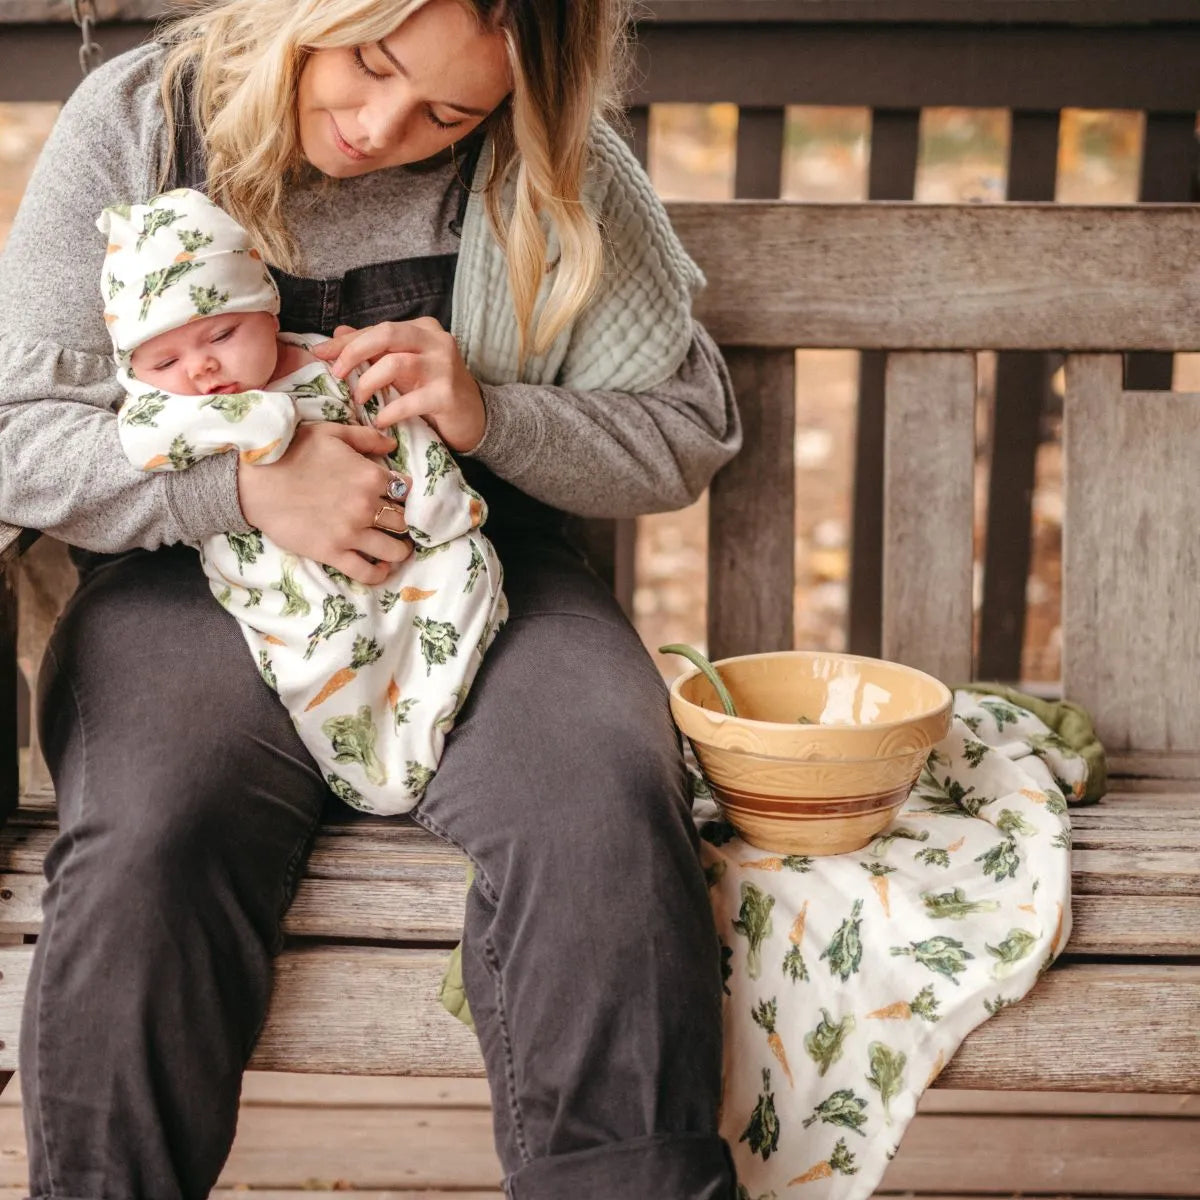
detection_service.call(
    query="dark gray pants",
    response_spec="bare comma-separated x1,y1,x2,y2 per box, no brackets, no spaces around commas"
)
23,537,735,1200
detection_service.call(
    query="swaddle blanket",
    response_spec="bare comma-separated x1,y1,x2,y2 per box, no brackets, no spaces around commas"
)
700,689,1081,1200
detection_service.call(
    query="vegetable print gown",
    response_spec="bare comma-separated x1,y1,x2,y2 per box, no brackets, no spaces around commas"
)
115,334,508,815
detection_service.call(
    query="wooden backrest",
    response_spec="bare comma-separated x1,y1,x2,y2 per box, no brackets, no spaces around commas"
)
669,201,1200,770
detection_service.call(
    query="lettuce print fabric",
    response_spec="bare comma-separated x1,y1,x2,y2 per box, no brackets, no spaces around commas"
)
700,690,1079,1200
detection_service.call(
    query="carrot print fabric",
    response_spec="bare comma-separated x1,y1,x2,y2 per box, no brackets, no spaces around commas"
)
117,333,508,815
698,691,1080,1199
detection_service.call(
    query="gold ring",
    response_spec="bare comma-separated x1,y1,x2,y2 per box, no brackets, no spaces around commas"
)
372,503,402,531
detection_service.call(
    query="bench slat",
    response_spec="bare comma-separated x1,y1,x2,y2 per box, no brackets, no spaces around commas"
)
0,949,1192,1089
671,204,1200,352
1063,358,1200,759
882,352,976,683
708,347,796,659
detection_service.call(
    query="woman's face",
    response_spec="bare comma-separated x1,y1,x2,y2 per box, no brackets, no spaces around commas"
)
297,0,512,178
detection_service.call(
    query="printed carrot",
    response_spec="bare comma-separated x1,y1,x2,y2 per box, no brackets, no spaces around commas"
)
173,251,194,263
1018,903,1037,915
240,440,282,465
861,861,895,916
868,985,939,1022
386,678,401,708
398,587,437,602
263,634,287,646
787,1138,857,1185
789,902,809,945
1021,788,1048,804
743,856,784,871
946,836,965,852
866,1001,910,1020
751,998,794,1088
142,454,170,470
304,635,383,711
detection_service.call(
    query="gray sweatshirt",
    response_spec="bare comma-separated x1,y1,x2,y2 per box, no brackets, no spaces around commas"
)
0,43,741,553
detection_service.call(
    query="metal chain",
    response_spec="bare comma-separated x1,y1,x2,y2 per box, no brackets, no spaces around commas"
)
70,0,105,77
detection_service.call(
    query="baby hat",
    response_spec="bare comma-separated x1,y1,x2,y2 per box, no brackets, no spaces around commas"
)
97,187,279,365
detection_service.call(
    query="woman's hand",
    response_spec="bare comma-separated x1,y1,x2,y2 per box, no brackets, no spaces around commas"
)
237,422,413,586
311,318,486,453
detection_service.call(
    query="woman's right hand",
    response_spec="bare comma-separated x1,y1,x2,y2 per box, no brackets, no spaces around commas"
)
237,422,412,585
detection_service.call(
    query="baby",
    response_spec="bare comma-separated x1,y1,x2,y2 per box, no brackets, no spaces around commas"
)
97,188,507,814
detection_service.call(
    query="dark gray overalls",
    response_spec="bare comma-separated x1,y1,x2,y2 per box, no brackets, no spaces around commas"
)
20,74,736,1200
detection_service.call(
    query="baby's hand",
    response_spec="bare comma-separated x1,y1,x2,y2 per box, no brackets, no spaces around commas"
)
312,319,486,454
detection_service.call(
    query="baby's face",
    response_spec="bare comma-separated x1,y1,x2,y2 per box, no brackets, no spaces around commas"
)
129,311,281,395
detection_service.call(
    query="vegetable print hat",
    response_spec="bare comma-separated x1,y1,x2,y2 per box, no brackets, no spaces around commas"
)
97,187,279,367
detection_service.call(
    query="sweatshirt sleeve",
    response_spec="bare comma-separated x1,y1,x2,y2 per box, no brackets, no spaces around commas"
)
463,321,742,518
0,44,251,552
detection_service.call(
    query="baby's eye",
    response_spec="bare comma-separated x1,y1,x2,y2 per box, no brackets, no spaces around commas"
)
212,327,235,343
153,358,177,371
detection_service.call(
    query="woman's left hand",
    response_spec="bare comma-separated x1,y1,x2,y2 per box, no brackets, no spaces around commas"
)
312,318,486,453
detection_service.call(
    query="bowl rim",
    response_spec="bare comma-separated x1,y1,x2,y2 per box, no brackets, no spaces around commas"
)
668,649,953,734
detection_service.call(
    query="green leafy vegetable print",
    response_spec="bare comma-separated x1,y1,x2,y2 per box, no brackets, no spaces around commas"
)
225,530,264,573
320,563,367,593
273,556,311,617
914,846,951,868
802,1088,868,1136
167,434,197,471
322,706,386,786
137,261,200,320
986,928,1038,977
106,273,125,300
820,899,863,981
245,587,262,608
200,391,258,422
214,585,231,608
414,616,460,674
921,886,1001,920
1043,789,1068,816
870,827,929,854
1028,728,1073,756
962,738,989,768
865,1042,906,1123
975,837,1021,881
959,713,983,734
1051,828,1072,850
349,635,383,670
983,995,1016,1015
803,1008,855,1076
739,1069,781,1161
256,650,277,692
189,283,229,316
380,589,402,613
979,697,1023,730
786,1137,859,1185
121,391,166,427
424,440,455,494
321,399,352,423
464,541,485,594
403,760,436,801
176,228,213,253
996,808,1037,838
891,936,974,985
135,206,181,250
914,772,989,817
908,985,941,1022
305,595,364,660
326,772,365,808
392,697,419,727
732,882,774,980
782,945,809,983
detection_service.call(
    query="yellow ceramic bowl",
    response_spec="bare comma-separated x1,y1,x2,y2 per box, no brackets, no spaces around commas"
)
668,650,953,855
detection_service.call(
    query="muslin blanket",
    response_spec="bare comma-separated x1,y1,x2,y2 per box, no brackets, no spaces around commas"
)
701,689,1084,1200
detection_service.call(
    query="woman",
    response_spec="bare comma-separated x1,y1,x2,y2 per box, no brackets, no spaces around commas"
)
0,1,742,1195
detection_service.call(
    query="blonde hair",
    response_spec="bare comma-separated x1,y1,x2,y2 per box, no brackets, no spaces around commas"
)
158,0,632,360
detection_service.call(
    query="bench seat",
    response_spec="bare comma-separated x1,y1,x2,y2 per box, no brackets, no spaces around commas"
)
0,780,1196,1092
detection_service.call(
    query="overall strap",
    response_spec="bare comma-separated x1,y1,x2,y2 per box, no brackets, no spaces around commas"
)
167,59,208,193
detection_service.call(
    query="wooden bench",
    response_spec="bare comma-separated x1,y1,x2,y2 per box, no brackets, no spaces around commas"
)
1,201,1198,1106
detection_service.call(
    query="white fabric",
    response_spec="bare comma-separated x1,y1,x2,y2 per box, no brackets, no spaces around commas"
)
116,333,507,813
97,188,279,364
700,691,1077,1199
